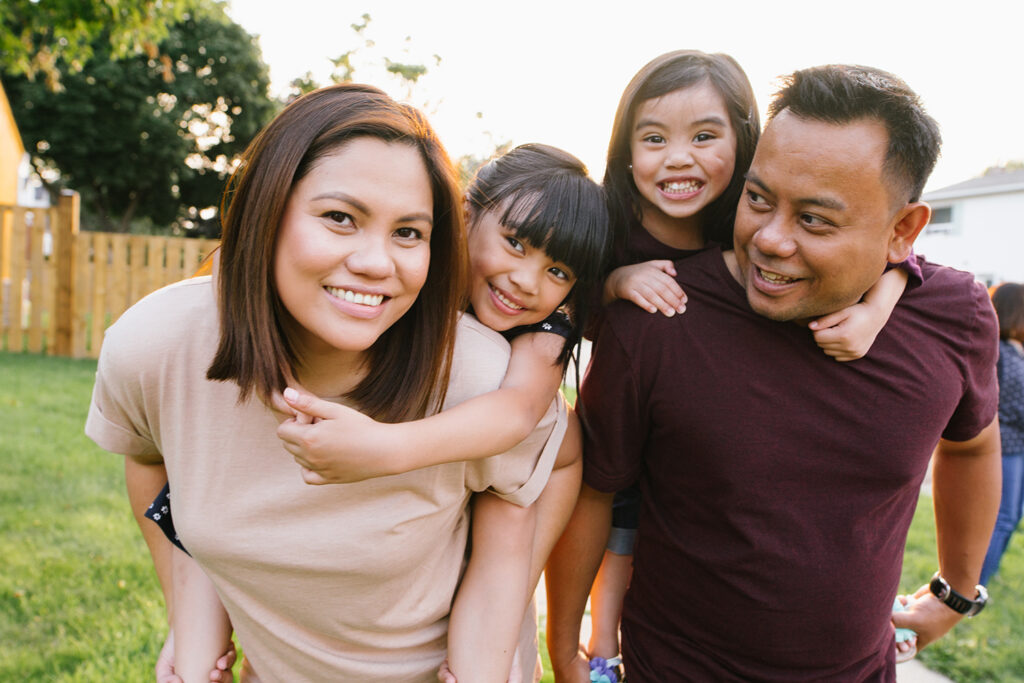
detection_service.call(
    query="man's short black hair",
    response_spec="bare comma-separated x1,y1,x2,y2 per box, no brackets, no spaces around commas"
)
769,65,941,203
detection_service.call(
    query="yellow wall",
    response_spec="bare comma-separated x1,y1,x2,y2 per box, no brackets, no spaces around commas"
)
0,81,25,204
2,81,25,279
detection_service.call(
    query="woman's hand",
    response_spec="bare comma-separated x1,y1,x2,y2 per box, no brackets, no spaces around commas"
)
275,387,410,484
155,629,237,683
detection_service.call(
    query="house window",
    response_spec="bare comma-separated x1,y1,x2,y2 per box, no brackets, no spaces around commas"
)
926,205,955,234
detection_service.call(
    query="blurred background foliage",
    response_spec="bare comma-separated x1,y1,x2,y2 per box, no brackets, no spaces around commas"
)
1,4,500,236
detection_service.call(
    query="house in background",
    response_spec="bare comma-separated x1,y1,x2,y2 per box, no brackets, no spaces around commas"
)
1,81,24,205
916,166,1024,286
2,80,27,288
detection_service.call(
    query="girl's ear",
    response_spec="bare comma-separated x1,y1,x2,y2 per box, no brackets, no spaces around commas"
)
463,196,476,228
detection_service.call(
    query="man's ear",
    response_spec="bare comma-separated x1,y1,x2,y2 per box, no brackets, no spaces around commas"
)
887,202,931,263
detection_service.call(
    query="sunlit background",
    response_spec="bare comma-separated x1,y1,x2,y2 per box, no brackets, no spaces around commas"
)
226,0,1023,193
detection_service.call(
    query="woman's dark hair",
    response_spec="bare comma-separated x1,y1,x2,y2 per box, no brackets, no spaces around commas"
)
207,83,467,422
992,283,1024,341
604,50,759,253
466,143,611,365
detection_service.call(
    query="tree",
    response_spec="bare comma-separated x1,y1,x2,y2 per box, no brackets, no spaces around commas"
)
456,139,514,188
983,161,1024,175
3,0,276,234
0,0,195,90
284,13,441,105
279,14,506,188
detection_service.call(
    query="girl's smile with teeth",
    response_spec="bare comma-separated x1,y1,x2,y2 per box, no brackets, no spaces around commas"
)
490,284,525,311
660,179,703,195
325,285,386,307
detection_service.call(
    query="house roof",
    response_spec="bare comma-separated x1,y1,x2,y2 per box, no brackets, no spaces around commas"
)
924,167,1024,201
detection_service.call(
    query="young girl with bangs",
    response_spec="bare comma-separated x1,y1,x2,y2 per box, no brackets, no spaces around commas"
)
546,50,917,682
276,142,613,682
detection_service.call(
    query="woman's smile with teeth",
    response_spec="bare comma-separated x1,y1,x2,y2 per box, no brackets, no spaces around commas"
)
325,285,385,306
491,285,524,311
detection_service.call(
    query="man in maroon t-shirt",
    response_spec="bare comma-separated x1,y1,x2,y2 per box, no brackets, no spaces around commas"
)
546,65,1001,682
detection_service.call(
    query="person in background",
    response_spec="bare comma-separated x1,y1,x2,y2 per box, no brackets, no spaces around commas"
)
980,282,1024,584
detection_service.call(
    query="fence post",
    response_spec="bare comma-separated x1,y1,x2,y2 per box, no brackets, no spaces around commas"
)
53,190,79,357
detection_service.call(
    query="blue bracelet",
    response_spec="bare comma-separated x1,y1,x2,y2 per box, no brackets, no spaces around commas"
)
590,655,624,683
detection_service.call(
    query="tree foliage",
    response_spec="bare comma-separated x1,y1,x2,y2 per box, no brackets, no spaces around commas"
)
3,0,276,234
285,13,441,104
0,0,196,90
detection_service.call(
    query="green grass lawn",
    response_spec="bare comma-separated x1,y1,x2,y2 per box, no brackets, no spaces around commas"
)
2,351,1022,681
0,353,170,680
900,495,1024,682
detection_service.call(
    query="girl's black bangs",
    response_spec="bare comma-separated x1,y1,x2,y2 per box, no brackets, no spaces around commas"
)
497,179,608,286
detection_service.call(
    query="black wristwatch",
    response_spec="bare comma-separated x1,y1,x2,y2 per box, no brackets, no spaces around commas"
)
929,572,988,617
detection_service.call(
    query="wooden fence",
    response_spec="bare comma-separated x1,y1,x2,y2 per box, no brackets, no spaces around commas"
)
0,191,219,358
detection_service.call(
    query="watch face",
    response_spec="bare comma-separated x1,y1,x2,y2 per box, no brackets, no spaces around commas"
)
930,575,950,600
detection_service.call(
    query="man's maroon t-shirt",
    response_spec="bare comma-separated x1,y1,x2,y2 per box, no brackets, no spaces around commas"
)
579,247,997,682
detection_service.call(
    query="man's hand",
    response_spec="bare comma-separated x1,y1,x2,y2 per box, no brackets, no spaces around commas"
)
604,261,687,317
275,387,407,484
156,629,237,683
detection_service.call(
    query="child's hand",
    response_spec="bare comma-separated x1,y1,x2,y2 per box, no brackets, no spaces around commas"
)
811,266,905,361
549,645,592,683
267,375,315,425
604,261,687,317
276,387,406,484
809,302,881,362
156,629,237,683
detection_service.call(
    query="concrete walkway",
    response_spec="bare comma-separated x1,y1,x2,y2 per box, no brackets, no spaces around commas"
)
898,658,953,682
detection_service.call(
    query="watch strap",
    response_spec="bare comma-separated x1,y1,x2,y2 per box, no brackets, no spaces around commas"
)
929,572,988,617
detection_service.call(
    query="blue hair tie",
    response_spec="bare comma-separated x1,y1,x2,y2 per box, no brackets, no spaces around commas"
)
589,655,623,683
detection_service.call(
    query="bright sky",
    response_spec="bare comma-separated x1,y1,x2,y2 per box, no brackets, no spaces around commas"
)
224,0,1023,193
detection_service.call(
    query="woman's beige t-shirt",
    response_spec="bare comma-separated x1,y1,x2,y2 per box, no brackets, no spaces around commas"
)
86,276,565,682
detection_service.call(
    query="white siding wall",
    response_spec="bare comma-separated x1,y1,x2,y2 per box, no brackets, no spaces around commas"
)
914,190,1024,285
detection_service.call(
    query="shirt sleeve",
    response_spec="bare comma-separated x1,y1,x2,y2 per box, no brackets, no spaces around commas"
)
885,250,924,291
84,303,162,460
503,309,575,342
453,315,565,507
578,316,647,492
941,280,1000,442
466,396,567,507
